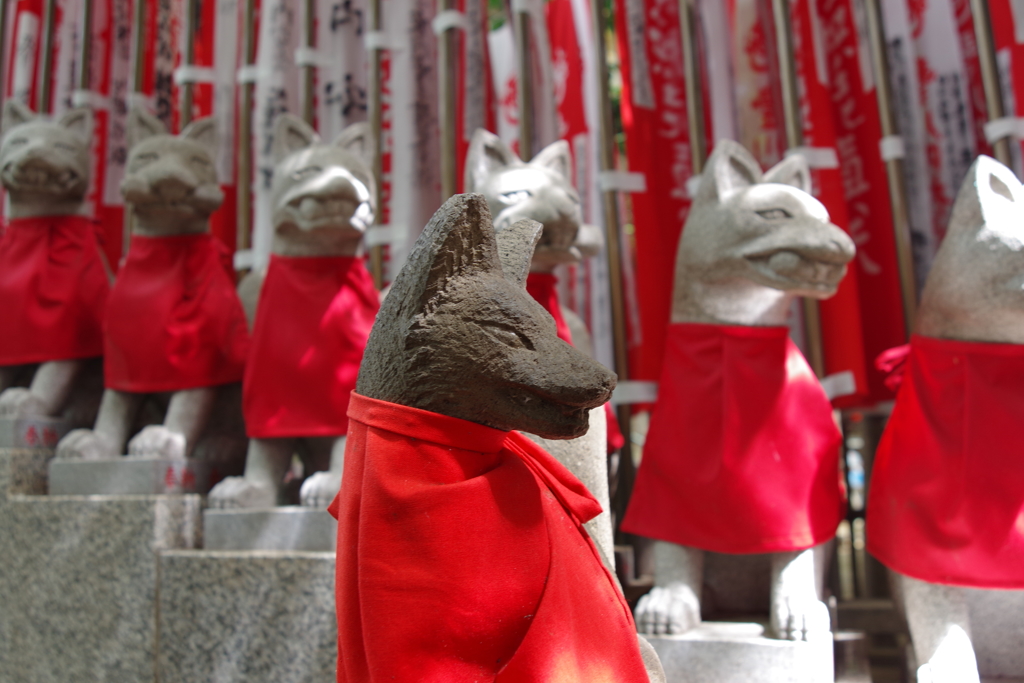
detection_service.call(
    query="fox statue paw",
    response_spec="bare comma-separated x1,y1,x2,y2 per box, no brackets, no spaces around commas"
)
0,388,48,418
634,585,702,635
771,596,831,642
127,425,187,460
208,477,277,509
56,429,117,460
299,470,341,509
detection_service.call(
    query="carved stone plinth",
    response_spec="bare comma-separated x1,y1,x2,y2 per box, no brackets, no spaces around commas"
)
0,416,70,449
203,507,337,551
647,622,833,683
157,550,336,683
49,457,211,495
968,588,1024,680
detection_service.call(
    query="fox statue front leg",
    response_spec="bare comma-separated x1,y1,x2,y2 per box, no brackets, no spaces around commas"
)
127,387,217,460
770,544,832,641
57,389,143,459
209,438,294,508
635,542,704,635
0,360,83,418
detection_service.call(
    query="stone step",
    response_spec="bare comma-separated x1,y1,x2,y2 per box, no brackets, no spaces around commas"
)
203,506,337,551
49,456,212,495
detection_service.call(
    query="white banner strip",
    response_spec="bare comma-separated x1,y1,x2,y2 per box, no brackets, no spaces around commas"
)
510,0,534,14
364,31,397,51
233,249,255,270
611,381,659,405
126,92,156,110
294,46,332,68
820,370,856,401
785,146,840,169
984,116,1024,143
236,65,267,83
597,170,647,193
879,135,905,161
364,224,406,248
173,65,217,85
432,9,469,34
71,90,110,110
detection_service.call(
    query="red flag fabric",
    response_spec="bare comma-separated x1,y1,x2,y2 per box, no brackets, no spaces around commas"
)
623,322,845,554
242,255,378,438
0,215,109,364
867,334,1024,589
328,393,650,682
104,233,249,392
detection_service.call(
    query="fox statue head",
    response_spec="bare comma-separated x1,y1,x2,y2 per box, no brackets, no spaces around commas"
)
672,140,856,326
120,108,223,236
356,193,616,439
0,100,92,217
464,129,603,272
270,114,375,257
917,156,1024,345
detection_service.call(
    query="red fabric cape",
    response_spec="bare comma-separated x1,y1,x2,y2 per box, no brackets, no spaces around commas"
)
622,322,844,553
243,255,379,438
328,393,650,682
526,272,626,452
0,215,110,365
867,335,1024,589
104,233,249,392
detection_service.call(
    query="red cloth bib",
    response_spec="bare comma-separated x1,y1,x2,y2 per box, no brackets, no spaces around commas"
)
104,233,249,393
622,322,844,553
867,335,1024,589
243,255,379,438
0,215,109,364
328,393,650,682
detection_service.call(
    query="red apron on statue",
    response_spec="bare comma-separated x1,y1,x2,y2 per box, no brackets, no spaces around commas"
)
243,255,379,438
104,233,249,393
329,393,650,682
867,335,1024,589
0,215,110,365
526,272,626,452
622,322,844,553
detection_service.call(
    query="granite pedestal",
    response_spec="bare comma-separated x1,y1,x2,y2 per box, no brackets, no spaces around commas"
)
648,621,833,683
0,415,72,448
157,549,337,683
204,507,337,551
49,456,213,495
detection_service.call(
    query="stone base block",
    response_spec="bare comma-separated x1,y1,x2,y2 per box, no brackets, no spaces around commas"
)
648,622,833,683
157,550,336,683
0,416,71,448
204,507,337,551
49,457,211,495
968,588,1024,679
0,447,54,503
0,493,201,682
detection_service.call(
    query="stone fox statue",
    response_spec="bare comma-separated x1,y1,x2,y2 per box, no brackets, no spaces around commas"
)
623,139,855,641
209,114,378,509
464,128,621,567
866,156,1024,683
329,193,664,682
0,100,109,421
56,108,249,462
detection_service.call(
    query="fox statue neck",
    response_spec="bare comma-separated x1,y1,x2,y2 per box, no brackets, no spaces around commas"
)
673,277,794,327
271,232,363,258
132,217,210,238
7,197,87,219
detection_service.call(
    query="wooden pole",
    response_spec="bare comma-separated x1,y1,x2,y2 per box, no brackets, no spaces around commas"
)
302,0,315,124
770,0,826,379
124,0,148,256
37,0,57,112
863,0,917,333
679,0,705,175
0,0,11,115
367,0,385,288
970,0,1014,168
236,0,256,254
180,0,199,127
514,4,533,161
438,0,459,199
78,0,95,92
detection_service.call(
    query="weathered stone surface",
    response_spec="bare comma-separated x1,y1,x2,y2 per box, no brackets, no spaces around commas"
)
204,507,337,551
0,447,54,501
49,456,212,495
157,550,336,683
0,416,72,448
967,588,1024,679
0,492,200,682
648,621,833,683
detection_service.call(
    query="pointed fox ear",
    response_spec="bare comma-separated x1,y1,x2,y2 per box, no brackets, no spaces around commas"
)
705,139,762,201
496,219,543,288
181,116,218,150
955,155,1024,228
531,140,572,181
126,107,167,150
464,128,521,192
272,114,320,164
57,107,93,142
764,153,812,193
2,99,36,135
334,122,373,167
419,193,501,308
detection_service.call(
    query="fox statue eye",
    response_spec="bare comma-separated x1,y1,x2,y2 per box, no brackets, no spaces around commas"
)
292,166,323,180
478,321,535,350
501,190,532,205
55,142,78,152
7,138,27,146
756,208,792,220
135,152,158,163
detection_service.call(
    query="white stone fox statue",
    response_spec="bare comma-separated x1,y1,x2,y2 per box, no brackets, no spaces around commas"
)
209,114,377,509
866,156,1024,683
624,139,855,641
57,108,249,462
0,100,109,421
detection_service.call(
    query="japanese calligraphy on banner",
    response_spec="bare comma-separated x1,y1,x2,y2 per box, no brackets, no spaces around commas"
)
311,0,368,139
487,23,518,148
453,0,494,192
